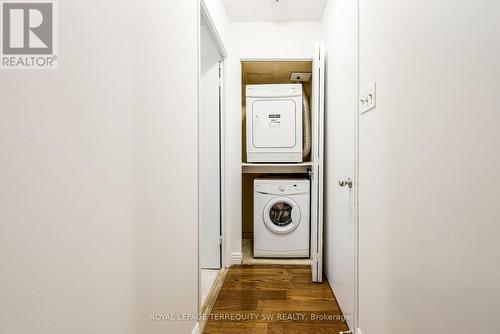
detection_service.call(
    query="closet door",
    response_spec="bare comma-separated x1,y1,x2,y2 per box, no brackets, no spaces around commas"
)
310,42,325,282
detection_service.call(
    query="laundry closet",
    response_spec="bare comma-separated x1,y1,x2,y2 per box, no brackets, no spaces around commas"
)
237,47,325,282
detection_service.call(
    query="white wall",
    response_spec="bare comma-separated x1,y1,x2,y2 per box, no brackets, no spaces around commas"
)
0,1,136,332
0,1,199,333
227,21,323,261
358,0,500,333
132,0,199,333
229,21,323,59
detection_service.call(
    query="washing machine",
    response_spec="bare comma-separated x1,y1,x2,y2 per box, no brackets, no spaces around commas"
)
254,178,310,258
246,84,303,163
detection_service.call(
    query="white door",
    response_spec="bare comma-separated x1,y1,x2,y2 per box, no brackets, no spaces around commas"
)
324,0,358,329
199,23,222,269
310,42,325,282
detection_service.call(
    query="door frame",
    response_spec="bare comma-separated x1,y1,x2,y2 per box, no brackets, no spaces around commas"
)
197,0,229,316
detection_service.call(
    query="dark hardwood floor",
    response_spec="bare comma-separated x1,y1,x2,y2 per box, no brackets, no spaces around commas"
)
204,265,349,334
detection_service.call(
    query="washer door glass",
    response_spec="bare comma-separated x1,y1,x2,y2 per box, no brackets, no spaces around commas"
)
263,197,301,235
269,202,293,227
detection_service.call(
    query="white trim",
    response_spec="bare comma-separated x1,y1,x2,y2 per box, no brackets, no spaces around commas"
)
230,252,243,265
199,268,228,333
356,328,363,334
191,322,200,334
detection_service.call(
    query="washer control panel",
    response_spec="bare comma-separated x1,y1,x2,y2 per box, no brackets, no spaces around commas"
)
272,183,308,194
255,180,310,195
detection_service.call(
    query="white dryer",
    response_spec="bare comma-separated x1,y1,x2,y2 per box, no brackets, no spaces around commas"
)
254,178,310,258
246,84,303,163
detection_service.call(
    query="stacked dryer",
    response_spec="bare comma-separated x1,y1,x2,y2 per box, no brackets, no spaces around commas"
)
246,84,303,163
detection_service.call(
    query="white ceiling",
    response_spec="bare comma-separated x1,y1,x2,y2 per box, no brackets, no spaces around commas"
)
222,0,329,21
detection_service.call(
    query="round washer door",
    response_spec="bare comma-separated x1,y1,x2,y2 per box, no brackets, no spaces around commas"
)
262,196,301,235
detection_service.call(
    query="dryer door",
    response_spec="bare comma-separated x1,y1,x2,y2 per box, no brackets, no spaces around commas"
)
263,196,301,235
252,99,297,148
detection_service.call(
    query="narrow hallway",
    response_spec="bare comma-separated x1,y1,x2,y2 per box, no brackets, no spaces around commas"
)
1,1,498,333
204,265,349,334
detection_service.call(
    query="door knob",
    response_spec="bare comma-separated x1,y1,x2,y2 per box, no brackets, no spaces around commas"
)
338,178,353,188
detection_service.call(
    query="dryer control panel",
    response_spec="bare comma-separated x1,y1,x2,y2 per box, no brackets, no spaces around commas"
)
247,84,302,98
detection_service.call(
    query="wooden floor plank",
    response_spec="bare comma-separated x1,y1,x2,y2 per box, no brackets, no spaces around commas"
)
257,299,342,312
268,322,348,334
213,290,287,311
204,322,268,334
203,265,349,334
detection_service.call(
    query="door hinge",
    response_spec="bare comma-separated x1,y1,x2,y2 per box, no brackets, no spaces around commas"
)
218,236,224,246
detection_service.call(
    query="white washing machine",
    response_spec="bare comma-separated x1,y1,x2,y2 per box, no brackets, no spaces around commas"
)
246,84,303,163
254,178,310,258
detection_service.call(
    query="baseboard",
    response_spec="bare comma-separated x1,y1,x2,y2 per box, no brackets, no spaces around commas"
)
201,268,227,314
191,322,200,334
230,252,242,265
199,268,228,334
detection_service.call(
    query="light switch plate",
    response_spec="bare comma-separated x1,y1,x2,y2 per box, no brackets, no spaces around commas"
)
360,82,376,114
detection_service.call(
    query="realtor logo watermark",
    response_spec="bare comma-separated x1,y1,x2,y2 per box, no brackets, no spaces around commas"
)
1,0,57,69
